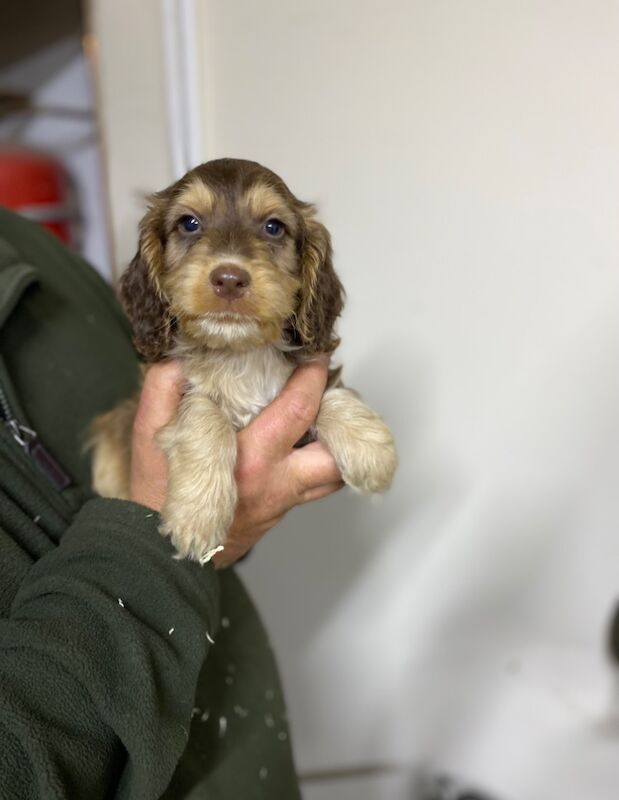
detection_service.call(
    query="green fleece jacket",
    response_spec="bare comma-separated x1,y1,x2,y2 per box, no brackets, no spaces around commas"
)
0,208,301,800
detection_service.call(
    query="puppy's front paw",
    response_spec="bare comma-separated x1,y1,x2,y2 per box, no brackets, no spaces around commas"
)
156,399,238,563
340,416,397,494
316,388,397,495
160,482,236,563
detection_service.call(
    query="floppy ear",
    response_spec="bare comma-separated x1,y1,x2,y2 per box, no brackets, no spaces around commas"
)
118,192,175,361
293,206,345,354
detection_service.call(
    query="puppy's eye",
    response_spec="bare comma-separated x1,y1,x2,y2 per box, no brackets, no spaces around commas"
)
263,218,285,238
178,215,202,233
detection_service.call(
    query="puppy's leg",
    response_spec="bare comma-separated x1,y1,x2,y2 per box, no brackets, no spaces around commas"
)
315,387,397,494
89,396,139,499
157,395,237,562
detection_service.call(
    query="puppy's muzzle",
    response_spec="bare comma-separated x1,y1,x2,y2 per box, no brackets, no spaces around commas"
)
210,264,251,300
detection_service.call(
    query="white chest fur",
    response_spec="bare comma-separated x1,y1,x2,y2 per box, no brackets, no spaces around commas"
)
182,346,295,430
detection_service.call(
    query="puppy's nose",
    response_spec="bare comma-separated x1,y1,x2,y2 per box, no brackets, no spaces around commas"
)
209,265,251,300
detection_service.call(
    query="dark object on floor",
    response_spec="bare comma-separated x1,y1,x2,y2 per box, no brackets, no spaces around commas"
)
607,600,619,664
420,772,501,800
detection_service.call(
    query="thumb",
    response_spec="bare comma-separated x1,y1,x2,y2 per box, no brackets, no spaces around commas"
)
286,441,342,495
248,356,330,460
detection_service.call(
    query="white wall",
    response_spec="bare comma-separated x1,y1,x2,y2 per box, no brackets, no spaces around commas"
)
195,2,619,798
89,0,176,277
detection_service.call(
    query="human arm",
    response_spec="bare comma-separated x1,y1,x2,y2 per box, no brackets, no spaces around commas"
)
0,497,217,800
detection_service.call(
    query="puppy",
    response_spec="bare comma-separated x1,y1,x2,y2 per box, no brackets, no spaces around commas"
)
91,158,397,563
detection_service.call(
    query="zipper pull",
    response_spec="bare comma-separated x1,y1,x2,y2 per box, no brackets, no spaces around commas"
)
7,419,37,449
7,419,72,491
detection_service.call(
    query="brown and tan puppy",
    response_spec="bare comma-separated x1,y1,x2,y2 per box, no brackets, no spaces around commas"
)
91,158,397,563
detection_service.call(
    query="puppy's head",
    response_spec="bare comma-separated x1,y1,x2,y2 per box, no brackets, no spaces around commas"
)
120,158,344,360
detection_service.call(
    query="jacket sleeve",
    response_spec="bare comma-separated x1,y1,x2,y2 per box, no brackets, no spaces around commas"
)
0,497,219,800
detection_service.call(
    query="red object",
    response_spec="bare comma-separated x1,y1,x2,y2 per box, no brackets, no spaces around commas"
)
0,148,78,246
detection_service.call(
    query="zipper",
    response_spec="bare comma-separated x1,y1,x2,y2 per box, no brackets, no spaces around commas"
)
0,383,71,491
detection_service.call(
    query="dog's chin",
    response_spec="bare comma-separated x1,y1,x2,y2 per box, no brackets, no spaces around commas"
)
201,312,260,342
185,312,281,350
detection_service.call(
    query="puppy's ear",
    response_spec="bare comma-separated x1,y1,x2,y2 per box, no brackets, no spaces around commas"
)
119,192,175,361
293,206,345,354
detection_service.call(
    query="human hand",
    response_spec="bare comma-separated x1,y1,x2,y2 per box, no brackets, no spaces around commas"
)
129,358,343,567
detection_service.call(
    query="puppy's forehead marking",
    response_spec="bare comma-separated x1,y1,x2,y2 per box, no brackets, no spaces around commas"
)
242,184,290,219
176,179,217,214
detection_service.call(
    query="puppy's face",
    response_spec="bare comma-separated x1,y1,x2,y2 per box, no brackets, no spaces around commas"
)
120,159,344,359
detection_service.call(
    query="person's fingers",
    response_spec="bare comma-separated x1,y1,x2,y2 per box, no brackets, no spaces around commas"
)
299,481,345,504
247,356,330,459
286,440,342,493
134,361,185,437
